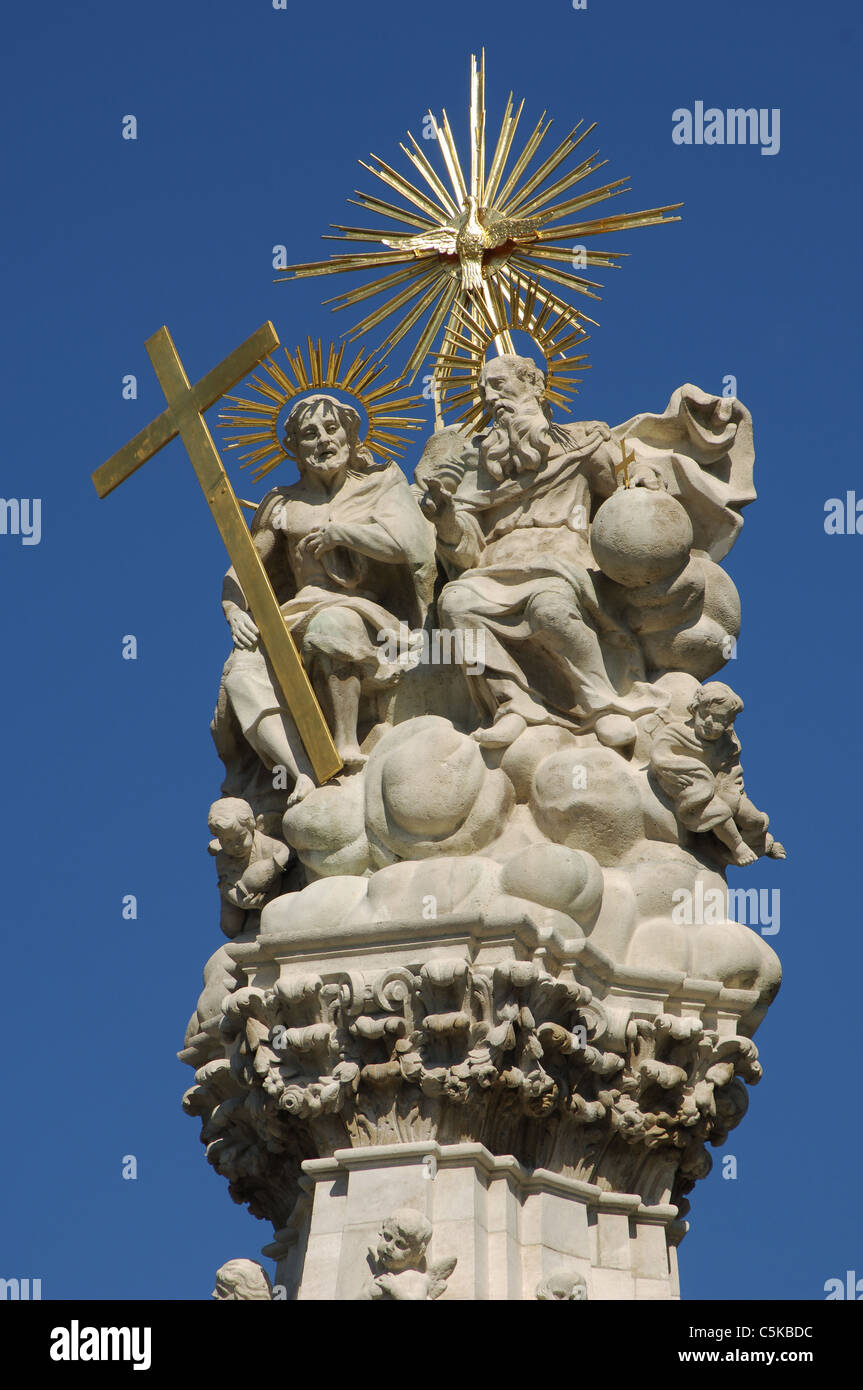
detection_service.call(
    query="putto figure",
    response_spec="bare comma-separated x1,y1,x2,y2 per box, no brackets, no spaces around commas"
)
361,1209,456,1301
213,394,436,805
649,682,786,866
207,797,291,938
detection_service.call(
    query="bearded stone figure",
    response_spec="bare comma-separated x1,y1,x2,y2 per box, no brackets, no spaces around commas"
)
212,393,436,808
417,355,754,755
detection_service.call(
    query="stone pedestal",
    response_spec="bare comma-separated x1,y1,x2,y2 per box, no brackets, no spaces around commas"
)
182,902,768,1299
265,1141,683,1301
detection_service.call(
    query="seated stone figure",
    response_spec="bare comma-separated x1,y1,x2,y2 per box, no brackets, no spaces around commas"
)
208,797,291,938
417,358,756,755
419,355,662,752
212,393,436,806
649,682,786,866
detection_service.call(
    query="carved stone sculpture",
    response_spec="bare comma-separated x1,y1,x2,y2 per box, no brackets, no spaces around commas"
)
181,357,783,1301
360,1210,456,1301
208,798,292,938
212,1259,273,1301
160,42,789,1299
649,682,785,867
85,53,778,1302
536,1269,589,1301
418,360,753,755
212,393,436,807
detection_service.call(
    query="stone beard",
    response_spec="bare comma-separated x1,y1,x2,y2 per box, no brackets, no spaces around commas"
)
480,392,554,479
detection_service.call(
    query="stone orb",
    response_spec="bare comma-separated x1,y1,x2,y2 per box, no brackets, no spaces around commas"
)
591,487,693,589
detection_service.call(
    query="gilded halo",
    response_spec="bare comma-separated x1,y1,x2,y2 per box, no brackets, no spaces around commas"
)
218,339,424,483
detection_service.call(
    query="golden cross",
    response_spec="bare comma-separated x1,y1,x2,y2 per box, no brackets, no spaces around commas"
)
91,322,342,783
615,438,637,489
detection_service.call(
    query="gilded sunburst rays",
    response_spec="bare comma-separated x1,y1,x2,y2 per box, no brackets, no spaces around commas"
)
218,340,424,483
276,52,681,381
435,274,592,433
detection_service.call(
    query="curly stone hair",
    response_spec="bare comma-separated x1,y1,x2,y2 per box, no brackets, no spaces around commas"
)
207,797,255,834
688,681,744,719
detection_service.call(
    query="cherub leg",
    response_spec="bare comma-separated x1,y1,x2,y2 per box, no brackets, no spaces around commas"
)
736,795,784,857
219,900,248,940
710,808,758,866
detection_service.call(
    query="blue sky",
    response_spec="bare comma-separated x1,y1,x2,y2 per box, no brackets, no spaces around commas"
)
1,0,860,1300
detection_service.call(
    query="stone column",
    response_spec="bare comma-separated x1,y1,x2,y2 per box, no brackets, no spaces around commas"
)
182,909,764,1300
263,1142,683,1301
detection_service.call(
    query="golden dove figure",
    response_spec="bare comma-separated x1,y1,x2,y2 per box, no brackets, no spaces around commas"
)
277,53,681,381
381,194,552,294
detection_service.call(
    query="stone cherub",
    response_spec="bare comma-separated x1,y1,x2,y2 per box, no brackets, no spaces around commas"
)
361,1209,456,1301
212,393,436,806
208,797,292,938
212,1259,273,1300
649,682,786,867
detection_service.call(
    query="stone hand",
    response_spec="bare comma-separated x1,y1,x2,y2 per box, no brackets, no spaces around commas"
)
420,478,460,543
630,465,665,491
300,525,341,559
228,608,259,651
